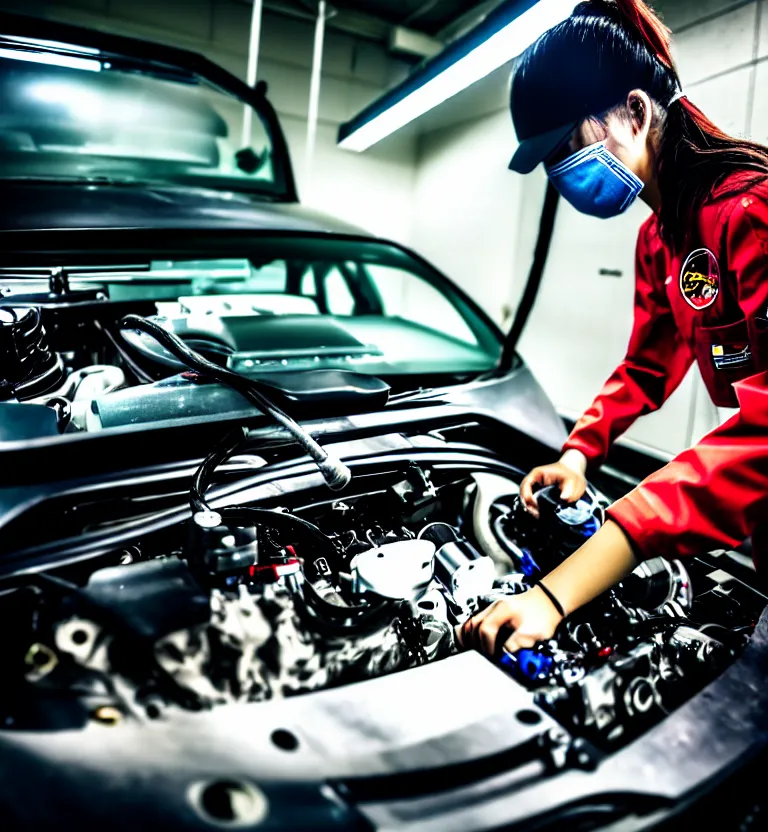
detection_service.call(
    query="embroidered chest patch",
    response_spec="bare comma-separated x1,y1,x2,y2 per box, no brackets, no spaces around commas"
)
680,248,720,310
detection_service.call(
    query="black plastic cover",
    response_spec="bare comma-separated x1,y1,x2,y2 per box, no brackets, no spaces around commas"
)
93,371,390,428
247,369,390,417
83,559,210,642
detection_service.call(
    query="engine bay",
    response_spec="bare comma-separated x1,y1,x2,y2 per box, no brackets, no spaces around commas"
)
3,457,762,758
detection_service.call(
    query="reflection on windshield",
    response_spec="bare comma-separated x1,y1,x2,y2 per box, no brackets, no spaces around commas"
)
145,257,479,346
0,49,277,193
137,248,496,360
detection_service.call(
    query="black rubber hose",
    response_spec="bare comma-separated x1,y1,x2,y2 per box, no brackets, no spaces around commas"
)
119,315,351,491
190,426,249,514
500,181,560,372
296,582,397,636
220,505,340,563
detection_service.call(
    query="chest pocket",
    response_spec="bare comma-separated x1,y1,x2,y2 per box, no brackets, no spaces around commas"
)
694,318,753,407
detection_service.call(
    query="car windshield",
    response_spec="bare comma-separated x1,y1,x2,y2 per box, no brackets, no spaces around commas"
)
0,44,285,196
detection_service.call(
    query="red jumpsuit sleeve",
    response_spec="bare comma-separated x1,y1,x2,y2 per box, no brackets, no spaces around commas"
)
563,220,694,468
608,194,768,560
730,192,768,327
607,371,768,560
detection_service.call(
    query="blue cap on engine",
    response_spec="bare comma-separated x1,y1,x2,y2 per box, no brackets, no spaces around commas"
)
500,648,554,682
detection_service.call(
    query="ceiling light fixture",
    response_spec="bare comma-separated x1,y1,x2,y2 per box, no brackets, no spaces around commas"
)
338,0,575,152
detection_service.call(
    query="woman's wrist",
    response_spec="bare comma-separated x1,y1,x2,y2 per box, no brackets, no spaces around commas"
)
560,448,588,477
536,579,567,619
529,584,566,630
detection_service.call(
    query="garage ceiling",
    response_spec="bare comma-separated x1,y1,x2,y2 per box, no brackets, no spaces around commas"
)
330,0,492,35
263,0,495,38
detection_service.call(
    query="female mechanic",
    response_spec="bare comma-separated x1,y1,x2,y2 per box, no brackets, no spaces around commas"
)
459,0,768,659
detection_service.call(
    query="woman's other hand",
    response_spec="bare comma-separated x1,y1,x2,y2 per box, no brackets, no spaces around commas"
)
519,449,588,518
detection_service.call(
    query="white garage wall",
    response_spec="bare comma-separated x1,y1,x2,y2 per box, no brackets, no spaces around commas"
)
410,107,525,328
24,0,417,243
411,0,767,460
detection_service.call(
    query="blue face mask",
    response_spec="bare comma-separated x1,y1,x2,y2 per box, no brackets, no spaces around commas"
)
546,141,644,219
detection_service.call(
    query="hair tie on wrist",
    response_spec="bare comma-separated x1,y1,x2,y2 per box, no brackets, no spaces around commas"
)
537,580,566,618
668,89,687,106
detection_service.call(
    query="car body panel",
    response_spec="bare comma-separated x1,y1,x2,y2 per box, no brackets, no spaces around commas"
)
0,181,367,234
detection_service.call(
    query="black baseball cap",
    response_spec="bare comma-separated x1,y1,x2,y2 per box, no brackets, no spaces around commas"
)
508,13,658,174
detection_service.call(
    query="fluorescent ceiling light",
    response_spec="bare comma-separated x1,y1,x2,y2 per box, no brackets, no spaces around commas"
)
0,47,102,72
338,0,575,152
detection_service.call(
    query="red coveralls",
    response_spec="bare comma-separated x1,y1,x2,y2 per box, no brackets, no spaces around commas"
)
562,173,768,568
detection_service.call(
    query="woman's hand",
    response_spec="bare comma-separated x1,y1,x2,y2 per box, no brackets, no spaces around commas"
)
457,520,639,659
520,449,588,517
456,586,564,657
